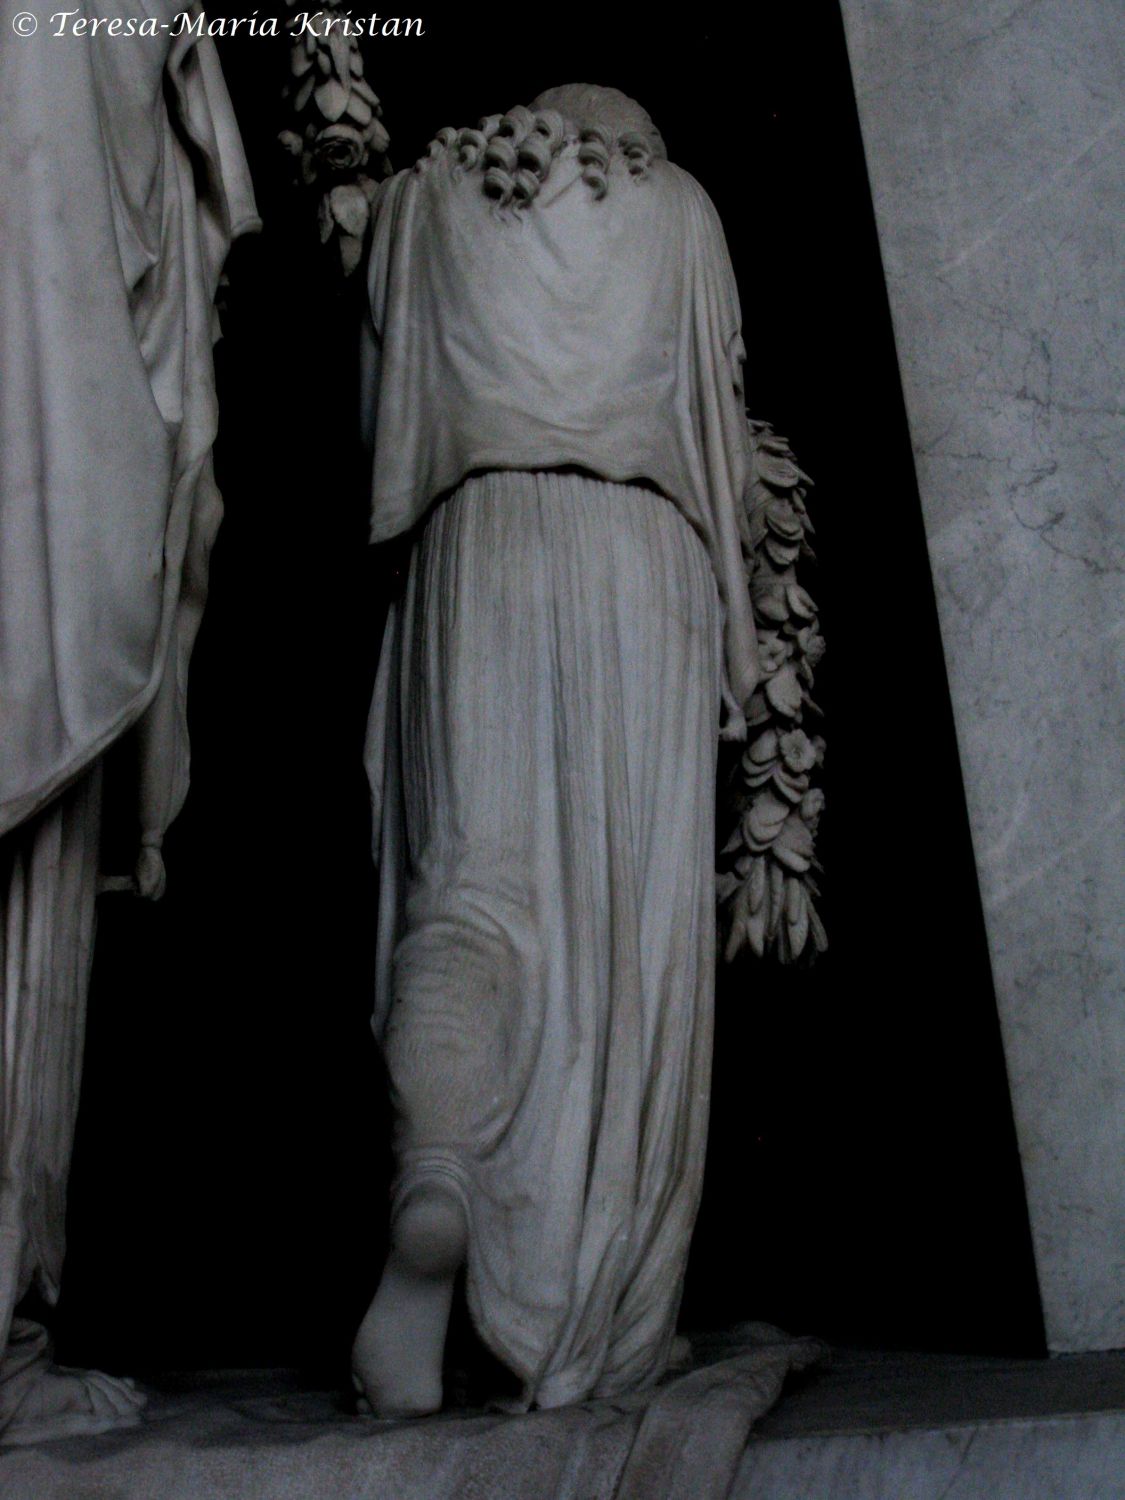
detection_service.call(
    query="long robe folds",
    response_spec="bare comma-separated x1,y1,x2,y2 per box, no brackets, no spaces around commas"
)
0,3,258,836
0,3,256,1432
364,141,757,1405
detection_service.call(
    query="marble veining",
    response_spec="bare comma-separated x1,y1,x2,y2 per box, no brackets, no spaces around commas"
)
840,0,1124,1351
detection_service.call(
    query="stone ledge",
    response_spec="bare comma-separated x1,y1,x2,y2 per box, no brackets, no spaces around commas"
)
739,1349,1125,1498
1,1348,1122,1499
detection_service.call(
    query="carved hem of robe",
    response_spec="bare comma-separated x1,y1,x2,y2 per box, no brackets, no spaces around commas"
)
365,470,722,1407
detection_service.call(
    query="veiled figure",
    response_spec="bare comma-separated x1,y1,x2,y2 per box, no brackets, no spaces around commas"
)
354,84,758,1416
0,7,255,1444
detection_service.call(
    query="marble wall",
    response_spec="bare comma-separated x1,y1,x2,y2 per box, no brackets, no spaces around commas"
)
838,0,1124,1352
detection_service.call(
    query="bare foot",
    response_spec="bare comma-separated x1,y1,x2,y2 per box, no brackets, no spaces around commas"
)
1,1366,146,1447
351,1185,467,1419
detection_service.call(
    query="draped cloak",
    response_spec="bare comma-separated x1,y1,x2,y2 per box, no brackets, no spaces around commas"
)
362,146,759,736
361,144,759,1404
0,1,259,838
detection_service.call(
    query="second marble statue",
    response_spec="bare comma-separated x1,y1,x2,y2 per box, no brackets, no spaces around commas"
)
353,83,762,1418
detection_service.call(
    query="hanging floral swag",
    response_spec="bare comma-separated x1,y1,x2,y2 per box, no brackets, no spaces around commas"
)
719,420,827,965
278,0,391,276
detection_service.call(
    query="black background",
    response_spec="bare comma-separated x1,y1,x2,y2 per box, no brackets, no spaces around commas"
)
57,2,1047,1376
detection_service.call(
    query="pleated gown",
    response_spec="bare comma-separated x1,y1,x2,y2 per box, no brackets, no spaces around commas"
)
366,469,723,1407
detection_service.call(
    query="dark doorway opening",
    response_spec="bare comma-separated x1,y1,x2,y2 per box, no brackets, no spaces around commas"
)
59,2,1045,1375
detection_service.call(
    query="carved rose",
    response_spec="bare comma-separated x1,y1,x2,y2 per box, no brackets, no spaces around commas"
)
313,123,366,172
778,729,818,774
280,1,389,277
794,627,826,666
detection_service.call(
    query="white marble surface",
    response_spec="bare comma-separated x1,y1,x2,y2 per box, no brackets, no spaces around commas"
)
839,0,1124,1351
355,91,763,1413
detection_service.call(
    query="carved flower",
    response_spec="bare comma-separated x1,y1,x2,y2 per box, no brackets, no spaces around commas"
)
795,627,826,667
779,730,817,773
313,123,366,172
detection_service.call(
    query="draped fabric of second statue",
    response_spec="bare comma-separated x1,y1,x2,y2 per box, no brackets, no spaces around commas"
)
362,121,757,1406
362,143,758,724
367,473,722,1407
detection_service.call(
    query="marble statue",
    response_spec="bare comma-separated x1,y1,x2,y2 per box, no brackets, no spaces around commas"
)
348,82,826,1420
0,5,257,1446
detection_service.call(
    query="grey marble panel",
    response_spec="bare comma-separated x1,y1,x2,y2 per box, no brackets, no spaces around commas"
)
839,0,1124,1352
737,1410,1125,1499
